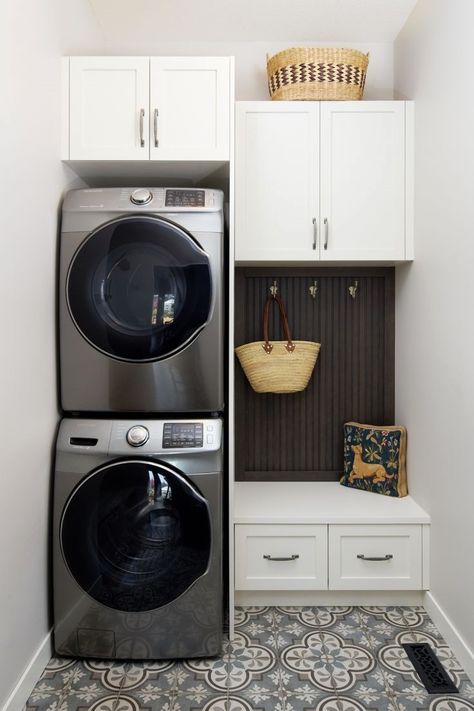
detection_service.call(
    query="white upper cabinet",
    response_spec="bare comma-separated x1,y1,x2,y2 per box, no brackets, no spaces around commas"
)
69,57,150,160
235,103,319,262
150,57,230,160
320,102,406,261
235,100,413,263
66,56,231,161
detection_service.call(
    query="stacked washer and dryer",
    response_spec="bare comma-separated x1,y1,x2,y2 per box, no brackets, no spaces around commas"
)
54,187,225,659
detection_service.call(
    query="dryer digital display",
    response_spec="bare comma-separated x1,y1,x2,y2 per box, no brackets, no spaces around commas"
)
165,189,205,207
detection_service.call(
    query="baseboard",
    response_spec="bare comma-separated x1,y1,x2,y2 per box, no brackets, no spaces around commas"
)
235,590,424,607
1,630,52,711
423,591,474,683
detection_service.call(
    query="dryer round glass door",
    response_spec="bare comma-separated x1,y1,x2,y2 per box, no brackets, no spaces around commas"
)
66,215,212,361
60,460,212,612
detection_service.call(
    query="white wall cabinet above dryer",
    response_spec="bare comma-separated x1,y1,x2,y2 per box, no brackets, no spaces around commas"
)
68,56,150,160
235,101,414,263
65,56,231,161
149,57,230,161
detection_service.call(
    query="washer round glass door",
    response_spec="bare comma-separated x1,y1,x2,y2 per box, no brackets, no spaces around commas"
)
67,215,212,361
60,460,212,612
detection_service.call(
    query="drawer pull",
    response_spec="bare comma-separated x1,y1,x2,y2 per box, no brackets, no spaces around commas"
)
263,554,299,562
357,554,393,562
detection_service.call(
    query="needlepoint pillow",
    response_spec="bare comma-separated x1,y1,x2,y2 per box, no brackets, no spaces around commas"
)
340,422,408,497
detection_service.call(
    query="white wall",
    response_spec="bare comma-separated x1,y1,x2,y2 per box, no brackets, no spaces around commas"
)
395,0,474,661
90,0,411,99
99,40,395,99
90,0,418,44
0,2,103,709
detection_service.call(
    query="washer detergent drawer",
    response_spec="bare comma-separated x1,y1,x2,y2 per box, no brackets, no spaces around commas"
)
329,524,422,590
235,524,328,590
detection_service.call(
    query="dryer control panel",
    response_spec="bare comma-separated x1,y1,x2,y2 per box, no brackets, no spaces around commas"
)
62,187,223,212
61,187,224,234
165,189,205,208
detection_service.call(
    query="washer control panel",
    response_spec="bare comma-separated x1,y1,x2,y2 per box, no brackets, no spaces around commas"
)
163,422,203,449
107,419,222,454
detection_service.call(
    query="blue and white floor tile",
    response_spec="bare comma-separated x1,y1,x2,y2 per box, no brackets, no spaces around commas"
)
25,607,474,711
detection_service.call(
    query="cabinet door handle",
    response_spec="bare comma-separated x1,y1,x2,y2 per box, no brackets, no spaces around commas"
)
139,108,145,148
357,554,393,561
312,218,317,251
324,217,329,250
263,554,299,562
153,108,159,148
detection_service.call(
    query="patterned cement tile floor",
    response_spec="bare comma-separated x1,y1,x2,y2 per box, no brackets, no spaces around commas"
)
25,606,474,711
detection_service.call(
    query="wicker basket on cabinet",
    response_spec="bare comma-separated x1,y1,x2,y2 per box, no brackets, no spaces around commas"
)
267,47,369,101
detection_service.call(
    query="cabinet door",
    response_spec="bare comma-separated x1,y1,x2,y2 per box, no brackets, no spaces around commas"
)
235,102,319,262
150,57,230,160
320,102,406,261
69,57,150,160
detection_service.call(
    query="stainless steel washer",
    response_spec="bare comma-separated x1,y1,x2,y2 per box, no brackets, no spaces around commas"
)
53,417,223,660
59,187,224,413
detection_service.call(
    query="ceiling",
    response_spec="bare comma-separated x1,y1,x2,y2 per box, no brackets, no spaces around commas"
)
88,0,418,44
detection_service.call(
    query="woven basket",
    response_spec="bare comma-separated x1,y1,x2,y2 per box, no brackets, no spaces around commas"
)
267,47,369,101
235,294,320,394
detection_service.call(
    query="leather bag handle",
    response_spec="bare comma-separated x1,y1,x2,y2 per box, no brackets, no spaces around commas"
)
262,294,296,354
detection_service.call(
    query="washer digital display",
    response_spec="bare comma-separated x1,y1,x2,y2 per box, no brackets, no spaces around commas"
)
163,422,204,448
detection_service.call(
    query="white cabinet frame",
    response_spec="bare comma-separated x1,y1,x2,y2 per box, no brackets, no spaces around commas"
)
235,100,414,263
65,56,231,162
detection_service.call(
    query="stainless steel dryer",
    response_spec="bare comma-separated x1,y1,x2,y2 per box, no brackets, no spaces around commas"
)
53,417,223,660
60,187,224,413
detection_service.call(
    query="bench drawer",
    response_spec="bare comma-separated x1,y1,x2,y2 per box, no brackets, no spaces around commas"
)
329,524,422,590
235,524,328,590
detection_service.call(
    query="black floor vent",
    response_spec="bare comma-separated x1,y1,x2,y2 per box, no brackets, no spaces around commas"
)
402,643,458,694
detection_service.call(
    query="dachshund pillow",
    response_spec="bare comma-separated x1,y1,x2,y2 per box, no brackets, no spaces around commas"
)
340,422,408,497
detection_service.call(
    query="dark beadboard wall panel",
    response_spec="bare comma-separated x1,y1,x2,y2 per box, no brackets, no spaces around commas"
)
235,267,395,481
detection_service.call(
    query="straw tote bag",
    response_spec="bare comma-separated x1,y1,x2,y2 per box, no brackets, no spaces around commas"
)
235,293,320,394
